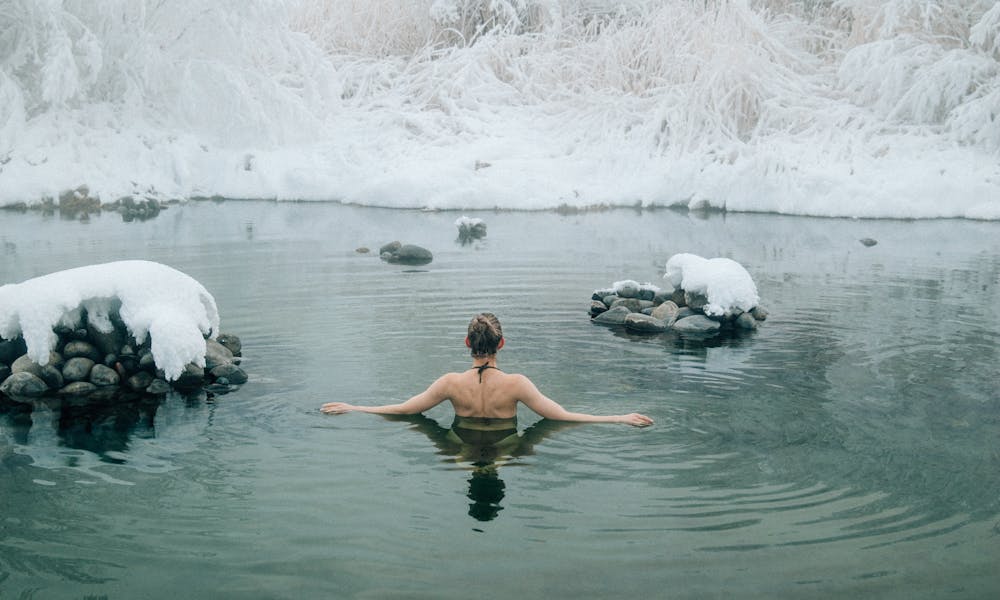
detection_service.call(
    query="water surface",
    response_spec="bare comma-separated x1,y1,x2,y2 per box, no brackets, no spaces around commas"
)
1,203,998,598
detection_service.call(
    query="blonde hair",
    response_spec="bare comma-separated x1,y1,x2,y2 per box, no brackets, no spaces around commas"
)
467,313,503,358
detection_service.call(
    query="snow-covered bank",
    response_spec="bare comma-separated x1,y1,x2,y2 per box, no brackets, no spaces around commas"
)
1,1,998,219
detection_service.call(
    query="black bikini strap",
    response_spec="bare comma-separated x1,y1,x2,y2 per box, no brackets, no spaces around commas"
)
473,364,495,383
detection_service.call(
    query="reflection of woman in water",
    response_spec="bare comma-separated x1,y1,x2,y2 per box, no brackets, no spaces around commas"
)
321,312,653,427
322,312,652,521
386,412,584,521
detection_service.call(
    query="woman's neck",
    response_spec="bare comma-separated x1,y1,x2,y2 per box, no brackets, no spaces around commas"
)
471,356,497,368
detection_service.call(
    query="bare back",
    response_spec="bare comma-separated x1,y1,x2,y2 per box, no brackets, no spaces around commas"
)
439,368,527,419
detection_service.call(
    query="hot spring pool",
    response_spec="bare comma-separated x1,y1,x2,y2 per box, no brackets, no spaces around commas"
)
1,201,998,598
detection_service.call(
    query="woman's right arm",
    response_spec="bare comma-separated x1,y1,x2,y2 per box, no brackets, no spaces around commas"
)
514,375,653,427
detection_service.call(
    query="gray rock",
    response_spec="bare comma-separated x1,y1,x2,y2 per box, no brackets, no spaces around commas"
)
672,315,721,333
139,351,156,369
62,357,95,382
12,353,64,388
386,244,433,265
0,372,48,397
146,379,171,395
88,326,124,357
39,365,64,390
674,307,696,320
616,282,640,299
859,238,878,247
684,290,708,311
751,305,769,321
59,381,98,396
90,364,120,386
173,363,206,390
735,313,758,330
638,288,656,302
592,289,614,302
63,340,101,362
602,295,619,307
624,313,668,334
652,289,672,305
610,297,644,312
126,371,154,391
205,338,235,370
0,364,10,384
641,307,654,315
211,363,248,385
671,289,686,307
590,301,609,317
592,306,631,326
12,352,63,375
217,333,242,356
651,301,679,324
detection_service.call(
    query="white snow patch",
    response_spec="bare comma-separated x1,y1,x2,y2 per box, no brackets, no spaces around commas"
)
0,261,219,381
663,254,759,317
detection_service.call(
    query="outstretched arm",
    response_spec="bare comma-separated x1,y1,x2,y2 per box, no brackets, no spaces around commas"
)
321,376,450,415
515,375,653,427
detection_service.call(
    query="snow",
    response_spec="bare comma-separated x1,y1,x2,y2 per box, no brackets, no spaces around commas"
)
663,254,759,317
0,1,998,219
454,216,484,228
0,261,219,381
612,280,660,295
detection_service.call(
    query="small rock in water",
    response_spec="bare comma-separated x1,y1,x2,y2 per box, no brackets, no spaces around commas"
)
610,297,644,313
590,301,609,317
385,244,433,265
859,238,878,247
355,247,370,254
211,363,248,385
750,305,769,321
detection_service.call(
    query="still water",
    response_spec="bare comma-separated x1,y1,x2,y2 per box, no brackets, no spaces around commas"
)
1,202,998,598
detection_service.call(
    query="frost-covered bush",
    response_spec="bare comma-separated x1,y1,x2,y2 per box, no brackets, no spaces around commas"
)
1,1,998,216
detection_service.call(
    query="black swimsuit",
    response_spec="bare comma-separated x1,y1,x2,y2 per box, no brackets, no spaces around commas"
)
471,364,498,383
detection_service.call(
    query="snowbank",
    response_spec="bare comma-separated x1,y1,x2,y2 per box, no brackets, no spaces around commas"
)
1,2,998,218
0,261,219,381
663,254,759,317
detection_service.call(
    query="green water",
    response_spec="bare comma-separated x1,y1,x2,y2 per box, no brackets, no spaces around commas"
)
1,202,998,598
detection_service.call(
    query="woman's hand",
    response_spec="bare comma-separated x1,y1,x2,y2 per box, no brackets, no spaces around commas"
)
620,413,654,427
321,402,356,414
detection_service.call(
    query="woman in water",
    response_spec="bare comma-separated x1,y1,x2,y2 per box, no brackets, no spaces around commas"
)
320,312,653,428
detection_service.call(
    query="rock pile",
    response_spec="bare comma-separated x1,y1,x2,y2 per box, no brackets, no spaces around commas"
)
379,241,434,265
0,319,246,401
1,185,166,222
455,216,487,244
589,280,768,335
